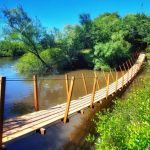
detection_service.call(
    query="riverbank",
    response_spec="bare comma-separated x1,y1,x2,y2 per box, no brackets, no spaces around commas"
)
85,62,150,149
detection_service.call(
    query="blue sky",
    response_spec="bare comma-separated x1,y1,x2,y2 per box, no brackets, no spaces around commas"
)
0,0,149,30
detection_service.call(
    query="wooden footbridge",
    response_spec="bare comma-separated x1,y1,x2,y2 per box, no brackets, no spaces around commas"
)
0,52,146,148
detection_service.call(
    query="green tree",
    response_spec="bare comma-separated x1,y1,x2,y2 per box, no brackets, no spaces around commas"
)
0,40,25,57
93,31,131,70
16,48,63,75
40,31,56,49
91,12,121,44
122,13,150,51
3,6,52,72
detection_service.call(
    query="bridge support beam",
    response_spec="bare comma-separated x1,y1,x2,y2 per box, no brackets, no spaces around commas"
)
106,74,110,99
94,72,100,90
65,74,69,97
90,77,97,109
0,77,6,149
110,69,114,81
82,73,88,95
33,75,39,111
63,76,75,124
36,128,46,135
115,71,118,92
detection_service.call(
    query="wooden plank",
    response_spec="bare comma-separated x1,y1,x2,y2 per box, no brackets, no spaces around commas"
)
1,74,136,142
3,112,65,143
3,88,108,140
4,83,117,137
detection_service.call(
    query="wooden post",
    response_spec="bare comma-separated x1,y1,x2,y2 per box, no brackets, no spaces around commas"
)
123,63,126,72
33,75,39,111
65,74,69,97
103,71,107,83
94,72,100,90
126,61,129,82
110,69,114,81
119,65,123,74
82,73,88,95
126,61,130,70
128,60,133,78
90,77,97,108
127,60,131,79
63,76,75,123
115,71,118,92
106,74,110,99
129,60,132,68
131,58,134,66
123,63,127,84
122,71,124,87
135,51,138,58
0,77,6,149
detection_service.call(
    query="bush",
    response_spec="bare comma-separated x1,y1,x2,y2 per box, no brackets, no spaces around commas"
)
16,53,44,75
146,45,150,53
16,48,64,75
87,80,150,149
93,37,131,70
0,40,25,57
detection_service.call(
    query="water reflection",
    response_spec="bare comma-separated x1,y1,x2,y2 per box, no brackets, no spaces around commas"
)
10,102,34,116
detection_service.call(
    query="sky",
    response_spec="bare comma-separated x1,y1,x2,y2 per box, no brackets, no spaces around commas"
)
0,0,150,31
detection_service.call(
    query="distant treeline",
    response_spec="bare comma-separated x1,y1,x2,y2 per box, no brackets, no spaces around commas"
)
1,7,150,74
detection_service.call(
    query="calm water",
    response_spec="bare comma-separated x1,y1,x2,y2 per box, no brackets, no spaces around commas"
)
0,57,122,119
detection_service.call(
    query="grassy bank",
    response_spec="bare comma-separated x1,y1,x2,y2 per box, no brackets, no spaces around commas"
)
87,66,150,149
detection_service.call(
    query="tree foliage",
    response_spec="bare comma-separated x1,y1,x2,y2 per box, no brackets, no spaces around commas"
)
2,7,150,74
87,78,150,149
0,40,25,57
93,31,131,70
3,6,52,71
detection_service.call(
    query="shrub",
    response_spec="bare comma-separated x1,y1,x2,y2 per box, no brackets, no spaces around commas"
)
93,38,131,70
87,80,150,150
16,48,64,75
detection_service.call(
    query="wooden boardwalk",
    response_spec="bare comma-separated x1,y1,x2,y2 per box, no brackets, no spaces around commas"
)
1,53,146,145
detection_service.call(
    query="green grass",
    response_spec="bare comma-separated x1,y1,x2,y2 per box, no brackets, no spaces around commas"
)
86,73,150,149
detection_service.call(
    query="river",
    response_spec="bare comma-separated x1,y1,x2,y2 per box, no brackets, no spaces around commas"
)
0,57,122,119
